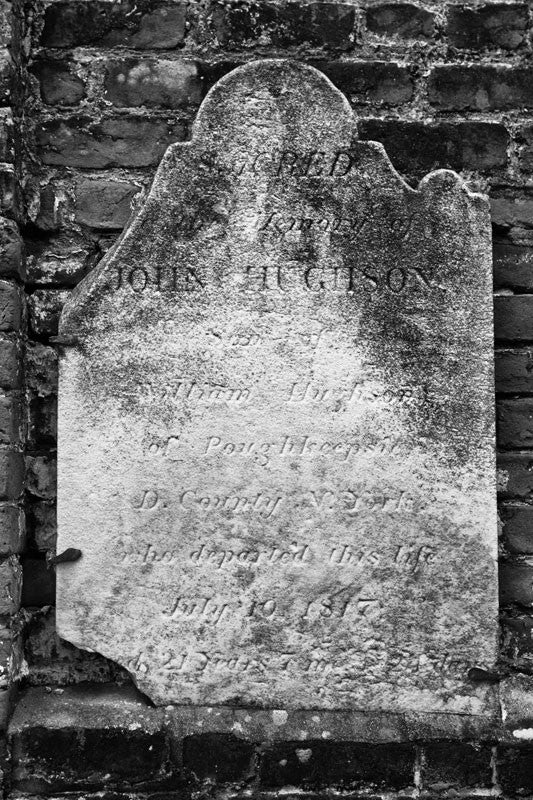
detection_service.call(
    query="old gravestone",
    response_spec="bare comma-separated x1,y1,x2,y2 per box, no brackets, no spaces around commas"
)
57,60,498,716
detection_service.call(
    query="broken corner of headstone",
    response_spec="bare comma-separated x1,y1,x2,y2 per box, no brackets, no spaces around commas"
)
56,60,498,718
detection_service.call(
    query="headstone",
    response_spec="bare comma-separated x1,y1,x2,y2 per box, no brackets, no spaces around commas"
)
57,60,498,716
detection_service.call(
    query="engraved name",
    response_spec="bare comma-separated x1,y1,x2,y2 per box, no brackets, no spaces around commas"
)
243,263,434,294
140,380,250,405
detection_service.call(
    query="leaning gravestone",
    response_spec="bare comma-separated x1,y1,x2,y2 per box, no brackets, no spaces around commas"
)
57,60,498,717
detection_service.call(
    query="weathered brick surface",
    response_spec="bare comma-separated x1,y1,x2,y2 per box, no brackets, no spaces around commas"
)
104,58,202,109
0,218,24,281
24,608,130,684
9,685,174,792
359,119,508,178
0,338,20,389
0,109,14,164
0,450,23,501
0,48,12,107
75,179,139,229
499,452,533,501
32,60,85,107
498,399,533,449
501,561,533,607
0,281,22,331
41,0,186,49
26,230,96,285
26,455,56,501
498,745,533,793
495,296,533,342
366,3,434,40
259,742,415,789
36,115,186,168
501,505,533,554
317,61,414,106
494,243,533,291
0,505,24,555
26,500,55,553
0,556,21,614
205,2,356,50
446,4,528,51
422,742,493,788
496,349,533,394
28,290,70,337
429,66,533,111
0,394,20,446
184,733,255,783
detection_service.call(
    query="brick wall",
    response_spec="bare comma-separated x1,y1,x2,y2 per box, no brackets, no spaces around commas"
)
5,0,533,795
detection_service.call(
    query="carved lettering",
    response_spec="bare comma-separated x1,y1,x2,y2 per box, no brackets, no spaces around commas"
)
236,149,356,179
115,265,206,293
203,435,402,465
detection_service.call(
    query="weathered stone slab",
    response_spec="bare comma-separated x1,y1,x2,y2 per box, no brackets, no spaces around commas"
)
57,60,498,715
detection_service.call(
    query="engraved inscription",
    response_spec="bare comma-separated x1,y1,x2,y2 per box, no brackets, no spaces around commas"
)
235,149,357,178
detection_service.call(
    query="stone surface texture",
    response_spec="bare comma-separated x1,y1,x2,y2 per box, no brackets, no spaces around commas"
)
56,61,497,714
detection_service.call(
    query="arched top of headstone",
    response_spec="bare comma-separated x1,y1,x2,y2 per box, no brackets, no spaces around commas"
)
60,58,486,337
191,59,355,151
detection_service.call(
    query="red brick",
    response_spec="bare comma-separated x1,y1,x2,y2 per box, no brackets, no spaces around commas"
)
9,685,173,792
0,49,12,107
496,349,533,393
25,343,58,398
0,219,24,281
26,455,56,501
36,115,186,169
32,61,85,106
447,4,528,50
41,1,186,49
494,296,533,341
0,555,21,613
500,561,533,606
75,179,139,229
316,61,414,106
502,615,533,662
27,393,56,451
516,125,533,173
0,282,22,332
501,505,533,555
104,58,202,109
423,742,493,788
498,398,533,448
0,338,20,390
183,733,254,783
0,505,24,555
359,119,508,177
259,742,415,789
494,242,533,291
366,3,435,39
498,744,533,791
28,290,69,337
429,65,533,111
499,452,533,501
0,109,14,164
0,450,23,501
208,2,356,50
26,231,96,285
0,395,20,446
26,501,55,554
